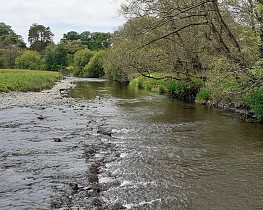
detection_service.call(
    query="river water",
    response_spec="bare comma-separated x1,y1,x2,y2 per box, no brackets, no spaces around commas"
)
0,79,263,209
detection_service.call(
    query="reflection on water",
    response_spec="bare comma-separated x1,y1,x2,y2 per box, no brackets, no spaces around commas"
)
68,80,148,99
68,79,263,209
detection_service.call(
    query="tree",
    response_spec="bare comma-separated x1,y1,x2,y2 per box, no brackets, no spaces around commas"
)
80,32,111,50
44,44,68,70
0,22,26,68
62,31,80,41
0,22,26,48
61,30,112,51
73,48,94,76
28,23,54,52
83,50,105,78
15,50,43,70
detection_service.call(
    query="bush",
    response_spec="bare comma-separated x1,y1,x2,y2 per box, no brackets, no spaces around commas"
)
44,44,67,71
130,74,201,101
245,87,263,118
73,48,94,76
83,51,105,78
167,80,199,100
195,88,210,103
15,50,43,70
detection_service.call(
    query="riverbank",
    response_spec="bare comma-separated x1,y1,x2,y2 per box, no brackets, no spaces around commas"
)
130,75,262,123
0,69,63,92
0,77,96,109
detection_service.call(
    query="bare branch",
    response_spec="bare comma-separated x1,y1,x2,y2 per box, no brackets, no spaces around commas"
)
132,21,208,52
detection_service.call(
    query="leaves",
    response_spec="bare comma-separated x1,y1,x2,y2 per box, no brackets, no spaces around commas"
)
28,23,54,52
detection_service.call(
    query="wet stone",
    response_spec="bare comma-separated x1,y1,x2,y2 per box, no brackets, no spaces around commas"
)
110,203,127,210
91,198,103,207
37,115,45,120
53,138,62,142
88,173,99,183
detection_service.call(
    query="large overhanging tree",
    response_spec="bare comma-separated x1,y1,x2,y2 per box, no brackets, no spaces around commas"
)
105,0,262,92
113,0,246,78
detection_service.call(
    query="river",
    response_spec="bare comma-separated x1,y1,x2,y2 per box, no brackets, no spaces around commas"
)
0,79,262,209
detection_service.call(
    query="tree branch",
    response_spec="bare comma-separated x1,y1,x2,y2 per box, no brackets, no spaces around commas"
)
132,21,208,52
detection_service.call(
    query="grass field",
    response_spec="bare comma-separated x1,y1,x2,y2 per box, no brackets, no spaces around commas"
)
0,69,63,92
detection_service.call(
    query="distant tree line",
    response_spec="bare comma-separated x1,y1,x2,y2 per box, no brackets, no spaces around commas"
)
0,22,110,78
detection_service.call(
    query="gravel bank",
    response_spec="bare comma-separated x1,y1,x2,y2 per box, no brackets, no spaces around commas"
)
0,77,95,109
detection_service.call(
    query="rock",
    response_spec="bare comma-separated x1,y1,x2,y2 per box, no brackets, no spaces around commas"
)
53,138,62,142
69,183,79,191
97,129,113,137
37,115,45,120
110,203,126,209
91,198,103,206
88,173,99,183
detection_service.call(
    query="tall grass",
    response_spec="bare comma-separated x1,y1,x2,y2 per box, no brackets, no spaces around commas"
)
130,73,203,101
0,69,62,92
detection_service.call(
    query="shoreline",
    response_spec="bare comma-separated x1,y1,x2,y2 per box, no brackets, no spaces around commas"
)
0,77,101,110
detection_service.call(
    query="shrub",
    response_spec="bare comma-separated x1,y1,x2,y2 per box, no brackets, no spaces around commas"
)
44,44,67,71
73,48,94,76
245,87,263,118
167,80,199,100
15,50,43,70
83,51,105,78
195,88,210,103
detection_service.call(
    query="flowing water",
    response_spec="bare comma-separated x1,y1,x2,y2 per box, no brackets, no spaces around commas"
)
0,79,262,209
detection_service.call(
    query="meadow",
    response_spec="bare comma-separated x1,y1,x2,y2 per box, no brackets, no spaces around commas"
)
0,69,62,92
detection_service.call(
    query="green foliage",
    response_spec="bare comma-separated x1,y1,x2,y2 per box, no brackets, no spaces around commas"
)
245,86,263,118
167,80,199,100
82,32,111,51
0,22,26,69
61,31,111,51
195,88,210,103
15,50,43,70
0,22,26,48
62,31,80,41
28,23,54,52
130,73,201,100
251,60,263,78
73,48,94,76
0,69,62,92
83,51,105,78
205,57,242,103
44,44,68,71
130,74,167,92
0,55,4,68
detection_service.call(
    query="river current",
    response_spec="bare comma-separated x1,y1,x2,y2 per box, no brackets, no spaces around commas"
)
0,79,262,209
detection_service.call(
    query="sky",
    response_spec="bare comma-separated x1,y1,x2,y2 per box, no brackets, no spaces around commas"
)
1,0,126,44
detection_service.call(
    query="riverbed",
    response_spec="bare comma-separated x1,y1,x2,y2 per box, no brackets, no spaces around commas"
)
0,78,262,209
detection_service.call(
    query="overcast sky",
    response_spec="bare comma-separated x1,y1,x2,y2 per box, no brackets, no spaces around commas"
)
1,0,125,44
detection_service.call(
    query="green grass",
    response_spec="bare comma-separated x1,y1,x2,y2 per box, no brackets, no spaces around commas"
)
245,86,263,118
0,69,63,92
130,73,203,100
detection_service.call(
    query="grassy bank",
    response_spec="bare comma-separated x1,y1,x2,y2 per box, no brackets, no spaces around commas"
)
130,73,203,101
0,69,63,92
130,73,262,122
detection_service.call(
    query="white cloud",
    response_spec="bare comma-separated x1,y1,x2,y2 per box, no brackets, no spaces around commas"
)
1,0,126,43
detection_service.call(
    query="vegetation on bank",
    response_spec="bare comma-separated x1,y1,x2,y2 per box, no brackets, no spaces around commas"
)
0,69,62,92
130,73,263,122
130,73,203,101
